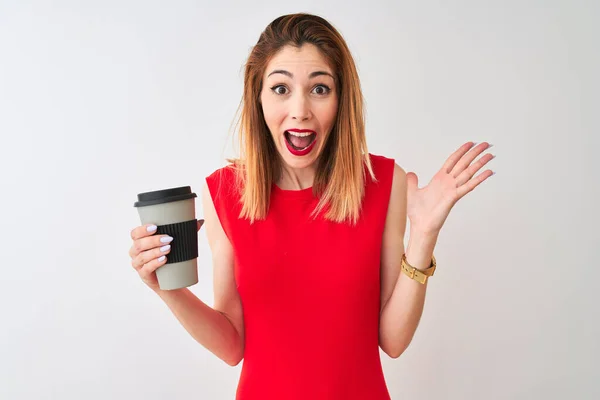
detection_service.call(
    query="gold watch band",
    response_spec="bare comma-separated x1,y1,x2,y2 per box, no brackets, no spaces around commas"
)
400,253,437,284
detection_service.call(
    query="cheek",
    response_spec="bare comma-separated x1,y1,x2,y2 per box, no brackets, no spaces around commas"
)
261,102,286,145
261,98,283,126
319,101,338,128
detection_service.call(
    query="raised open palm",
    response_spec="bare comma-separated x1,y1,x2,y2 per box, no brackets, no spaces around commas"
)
406,142,495,234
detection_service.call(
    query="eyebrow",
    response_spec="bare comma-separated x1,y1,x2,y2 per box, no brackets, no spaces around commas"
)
267,69,334,80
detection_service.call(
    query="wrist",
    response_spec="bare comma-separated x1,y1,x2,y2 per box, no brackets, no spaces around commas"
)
153,286,185,299
406,230,438,272
408,228,439,245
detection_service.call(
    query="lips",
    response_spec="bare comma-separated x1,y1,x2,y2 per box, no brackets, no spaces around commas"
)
284,129,317,156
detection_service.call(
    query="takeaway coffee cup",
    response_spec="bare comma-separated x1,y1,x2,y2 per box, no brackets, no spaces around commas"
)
133,186,199,290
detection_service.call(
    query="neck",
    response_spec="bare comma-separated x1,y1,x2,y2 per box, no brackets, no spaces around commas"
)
277,164,316,190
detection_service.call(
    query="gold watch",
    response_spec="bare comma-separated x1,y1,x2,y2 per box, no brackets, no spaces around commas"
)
400,253,436,284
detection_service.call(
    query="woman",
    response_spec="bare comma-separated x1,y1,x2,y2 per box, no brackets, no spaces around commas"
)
129,13,494,399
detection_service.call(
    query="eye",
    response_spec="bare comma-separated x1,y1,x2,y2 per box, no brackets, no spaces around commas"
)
312,84,331,95
270,85,288,95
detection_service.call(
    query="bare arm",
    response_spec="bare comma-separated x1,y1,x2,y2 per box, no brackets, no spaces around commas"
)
152,180,244,366
379,163,435,358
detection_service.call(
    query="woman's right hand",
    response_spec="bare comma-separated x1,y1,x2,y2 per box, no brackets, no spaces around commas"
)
129,220,204,291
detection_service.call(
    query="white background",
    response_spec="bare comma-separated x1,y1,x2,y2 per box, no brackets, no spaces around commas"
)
1,0,598,399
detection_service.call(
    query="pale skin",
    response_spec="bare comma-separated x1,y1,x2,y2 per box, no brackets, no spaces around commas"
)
128,43,495,365
261,44,338,189
379,141,495,357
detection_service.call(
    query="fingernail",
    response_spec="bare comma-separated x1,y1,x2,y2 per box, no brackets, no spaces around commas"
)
160,236,173,243
488,143,494,148
158,255,166,262
160,245,171,252
147,225,157,232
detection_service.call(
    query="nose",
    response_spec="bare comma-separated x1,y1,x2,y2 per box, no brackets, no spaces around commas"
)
290,93,311,121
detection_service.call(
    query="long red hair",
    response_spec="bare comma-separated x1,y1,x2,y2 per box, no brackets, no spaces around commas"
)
228,13,376,225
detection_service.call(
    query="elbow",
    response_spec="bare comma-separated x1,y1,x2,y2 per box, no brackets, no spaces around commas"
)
225,356,243,367
387,345,407,359
382,340,410,359
224,342,244,367
389,348,404,359
385,347,402,359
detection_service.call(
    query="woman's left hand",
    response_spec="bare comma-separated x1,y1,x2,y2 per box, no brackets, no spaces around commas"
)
406,142,495,235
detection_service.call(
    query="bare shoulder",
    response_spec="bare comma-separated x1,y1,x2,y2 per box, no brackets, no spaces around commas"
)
202,180,231,249
384,162,407,243
391,163,407,192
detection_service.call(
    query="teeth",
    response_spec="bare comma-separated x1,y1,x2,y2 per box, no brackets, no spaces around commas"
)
287,131,314,137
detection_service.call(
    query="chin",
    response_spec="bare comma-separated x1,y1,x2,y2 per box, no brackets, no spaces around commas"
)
286,158,317,170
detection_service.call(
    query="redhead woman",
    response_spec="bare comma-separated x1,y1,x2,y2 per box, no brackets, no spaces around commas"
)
128,13,495,399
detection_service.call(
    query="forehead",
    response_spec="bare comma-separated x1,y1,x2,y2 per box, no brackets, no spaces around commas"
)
265,44,333,76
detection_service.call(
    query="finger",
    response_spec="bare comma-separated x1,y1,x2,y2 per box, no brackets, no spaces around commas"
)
128,234,173,259
455,153,495,187
442,142,477,174
456,169,494,198
130,224,158,241
450,142,491,177
139,254,168,278
131,243,172,269
197,219,205,231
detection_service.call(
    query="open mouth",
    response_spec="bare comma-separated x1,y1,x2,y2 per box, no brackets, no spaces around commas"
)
284,130,317,151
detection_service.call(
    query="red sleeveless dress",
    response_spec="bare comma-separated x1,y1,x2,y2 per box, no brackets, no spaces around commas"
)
206,153,395,400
